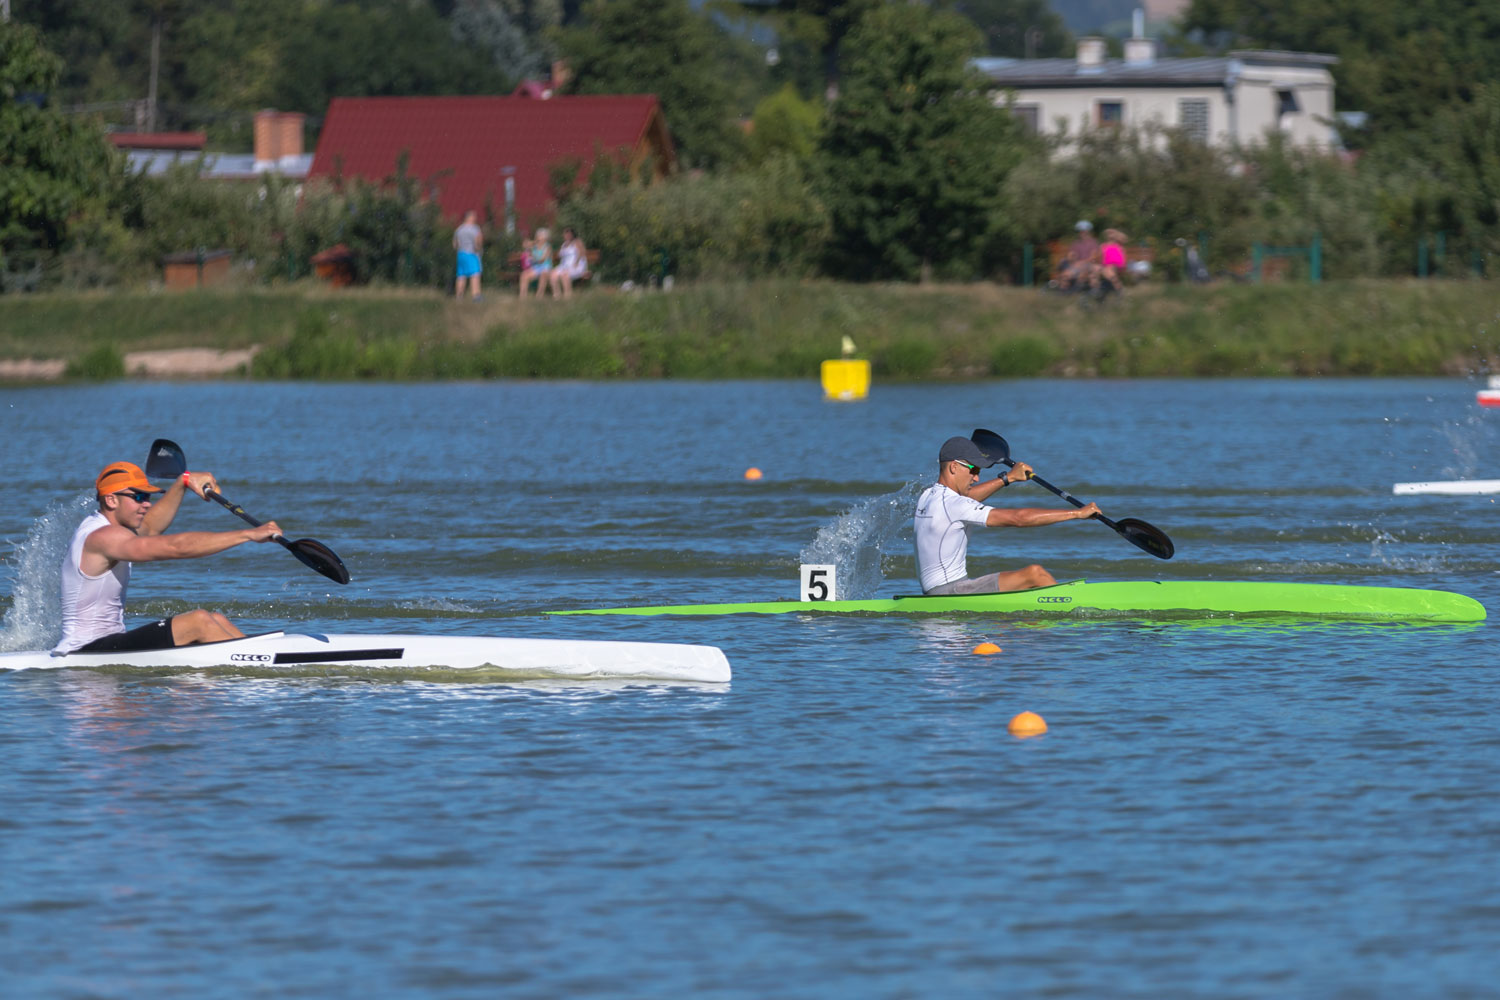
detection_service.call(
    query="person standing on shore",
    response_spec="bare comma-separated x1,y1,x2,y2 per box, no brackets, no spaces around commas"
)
453,210,484,301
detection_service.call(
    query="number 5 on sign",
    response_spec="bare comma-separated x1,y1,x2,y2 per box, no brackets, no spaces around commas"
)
800,564,837,602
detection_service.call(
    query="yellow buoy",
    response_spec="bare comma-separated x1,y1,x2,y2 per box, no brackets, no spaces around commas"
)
820,359,870,401
1008,711,1047,737
744,467,763,481
972,642,1002,655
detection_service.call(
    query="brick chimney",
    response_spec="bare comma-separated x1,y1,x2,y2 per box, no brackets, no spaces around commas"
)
254,110,306,170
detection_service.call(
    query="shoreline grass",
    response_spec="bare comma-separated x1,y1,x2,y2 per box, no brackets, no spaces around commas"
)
2,278,1497,380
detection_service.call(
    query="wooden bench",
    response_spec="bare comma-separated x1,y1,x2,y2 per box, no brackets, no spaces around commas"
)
501,249,601,288
1044,239,1154,285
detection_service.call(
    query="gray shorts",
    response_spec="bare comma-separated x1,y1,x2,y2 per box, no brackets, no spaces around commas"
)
924,573,1002,596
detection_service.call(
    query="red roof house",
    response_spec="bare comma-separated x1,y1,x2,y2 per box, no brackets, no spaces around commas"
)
307,95,675,227
108,131,207,151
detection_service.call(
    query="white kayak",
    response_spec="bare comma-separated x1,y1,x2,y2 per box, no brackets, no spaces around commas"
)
1393,480,1500,496
0,631,731,683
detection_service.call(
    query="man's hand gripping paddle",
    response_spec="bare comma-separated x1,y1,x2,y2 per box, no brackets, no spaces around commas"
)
146,439,351,584
970,428,1174,560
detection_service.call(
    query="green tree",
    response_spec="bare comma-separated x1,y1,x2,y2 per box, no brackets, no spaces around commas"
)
450,0,562,82
1001,124,1257,249
1182,0,1500,144
1361,83,1500,270
817,3,1025,281
946,0,1071,58
715,0,882,99
271,2,512,114
10,0,141,105
748,84,823,165
557,156,830,281
554,0,749,167
17,1,515,134
0,22,127,289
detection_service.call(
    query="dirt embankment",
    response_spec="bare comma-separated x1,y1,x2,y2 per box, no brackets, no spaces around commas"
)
0,347,260,381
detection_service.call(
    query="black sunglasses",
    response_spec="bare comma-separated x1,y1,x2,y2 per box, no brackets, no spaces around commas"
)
113,490,156,503
956,462,980,475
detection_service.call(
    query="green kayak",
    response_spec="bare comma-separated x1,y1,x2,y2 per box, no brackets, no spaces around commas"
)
549,580,1487,623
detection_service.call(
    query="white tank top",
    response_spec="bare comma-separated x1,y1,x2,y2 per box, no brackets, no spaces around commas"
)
55,511,129,653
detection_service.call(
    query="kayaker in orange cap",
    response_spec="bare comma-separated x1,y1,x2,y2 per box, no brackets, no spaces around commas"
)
54,461,283,654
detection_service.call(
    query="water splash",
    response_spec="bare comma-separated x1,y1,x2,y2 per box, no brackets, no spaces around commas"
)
1439,411,1498,480
799,481,926,600
1,494,94,652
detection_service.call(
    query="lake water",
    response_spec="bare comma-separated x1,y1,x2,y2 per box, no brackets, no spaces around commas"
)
3,378,1499,998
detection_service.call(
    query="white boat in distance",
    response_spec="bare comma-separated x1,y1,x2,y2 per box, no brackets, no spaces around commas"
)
0,631,732,683
1393,480,1500,496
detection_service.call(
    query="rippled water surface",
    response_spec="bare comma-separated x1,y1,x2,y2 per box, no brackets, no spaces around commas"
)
4,378,1500,998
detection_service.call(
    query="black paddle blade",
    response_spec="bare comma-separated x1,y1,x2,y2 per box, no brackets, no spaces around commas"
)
970,428,1011,467
146,439,187,479
1114,517,1175,560
283,537,352,585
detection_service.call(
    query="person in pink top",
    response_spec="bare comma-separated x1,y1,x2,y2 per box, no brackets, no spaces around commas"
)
1100,228,1128,291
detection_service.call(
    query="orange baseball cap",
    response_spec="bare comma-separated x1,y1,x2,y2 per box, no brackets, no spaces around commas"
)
95,461,163,495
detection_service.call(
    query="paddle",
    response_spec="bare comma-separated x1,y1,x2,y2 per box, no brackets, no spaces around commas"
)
970,428,1175,560
145,439,351,584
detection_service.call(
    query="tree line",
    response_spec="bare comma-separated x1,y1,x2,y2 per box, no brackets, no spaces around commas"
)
2,0,1496,292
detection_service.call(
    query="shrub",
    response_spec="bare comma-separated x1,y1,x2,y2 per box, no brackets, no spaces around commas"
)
878,338,939,378
65,343,126,380
990,336,1059,376
556,157,830,282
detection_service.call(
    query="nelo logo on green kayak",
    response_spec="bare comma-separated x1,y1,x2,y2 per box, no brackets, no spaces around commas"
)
1036,596,1072,604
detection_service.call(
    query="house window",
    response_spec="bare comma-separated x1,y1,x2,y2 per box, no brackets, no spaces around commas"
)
1096,101,1124,127
1012,104,1039,134
1277,89,1300,115
1178,99,1210,142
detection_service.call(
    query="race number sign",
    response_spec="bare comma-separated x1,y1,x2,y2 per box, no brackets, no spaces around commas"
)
800,564,837,602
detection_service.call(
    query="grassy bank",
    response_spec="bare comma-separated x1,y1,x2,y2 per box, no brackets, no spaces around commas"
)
2,279,1497,379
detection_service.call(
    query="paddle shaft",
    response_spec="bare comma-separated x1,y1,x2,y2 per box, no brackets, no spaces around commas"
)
970,428,1172,559
1000,459,1128,531
203,487,300,556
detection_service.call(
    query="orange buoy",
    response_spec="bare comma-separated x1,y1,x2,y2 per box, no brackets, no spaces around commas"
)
972,642,1002,655
1008,711,1047,737
744,467,763,480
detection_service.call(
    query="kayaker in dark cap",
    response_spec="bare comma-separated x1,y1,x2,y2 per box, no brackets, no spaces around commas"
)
914,436,1100,594
54,461,283,654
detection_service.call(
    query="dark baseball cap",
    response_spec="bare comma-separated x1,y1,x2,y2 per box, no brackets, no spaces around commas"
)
938,436,994,468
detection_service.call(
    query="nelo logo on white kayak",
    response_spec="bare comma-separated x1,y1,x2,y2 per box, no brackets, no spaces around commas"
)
230,653,273,662
1036,596,1072,604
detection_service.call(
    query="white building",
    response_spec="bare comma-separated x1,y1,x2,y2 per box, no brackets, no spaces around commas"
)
976,28,1339,150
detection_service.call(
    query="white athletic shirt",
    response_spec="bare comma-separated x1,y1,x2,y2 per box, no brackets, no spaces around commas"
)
914,483,994,592
55,511,128,653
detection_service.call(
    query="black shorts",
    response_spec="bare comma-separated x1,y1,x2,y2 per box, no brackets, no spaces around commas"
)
75,618,175,654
